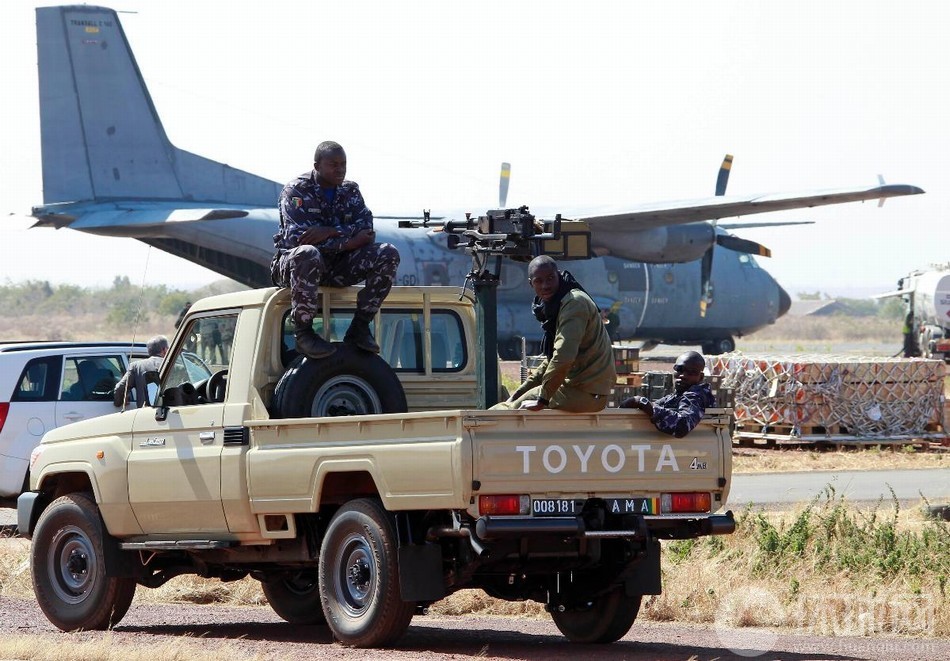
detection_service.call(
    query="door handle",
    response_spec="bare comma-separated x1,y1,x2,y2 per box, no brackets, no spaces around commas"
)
62,412,83,421
198,431,215,443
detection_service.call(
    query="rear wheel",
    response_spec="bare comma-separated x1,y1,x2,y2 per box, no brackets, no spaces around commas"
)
319,499,414,647
262,569,327,625
31,493,136,631
550,588,642,644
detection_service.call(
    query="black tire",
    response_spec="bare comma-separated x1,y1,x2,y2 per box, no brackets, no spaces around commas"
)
272,344,407,418
319,499,414,647
551,588,642,644
262,569,327,625
31,493,136,631
703,337,735,355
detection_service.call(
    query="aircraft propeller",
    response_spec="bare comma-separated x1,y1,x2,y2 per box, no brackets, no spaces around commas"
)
699,155,772,317
499,162,511,208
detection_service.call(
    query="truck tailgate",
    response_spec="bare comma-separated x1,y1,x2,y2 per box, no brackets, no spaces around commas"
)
467,409,731,504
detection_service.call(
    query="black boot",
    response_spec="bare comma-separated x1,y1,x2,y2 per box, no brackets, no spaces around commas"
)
344,312,380,353
294,321,335,359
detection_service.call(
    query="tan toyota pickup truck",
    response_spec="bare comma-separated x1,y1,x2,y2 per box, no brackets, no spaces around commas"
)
18,286,734,647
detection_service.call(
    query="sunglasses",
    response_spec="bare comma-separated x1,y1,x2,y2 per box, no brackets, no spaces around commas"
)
673,364,703,376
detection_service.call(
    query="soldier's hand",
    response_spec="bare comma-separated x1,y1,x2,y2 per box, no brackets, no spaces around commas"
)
300,226,341,245
344,229,376,251
519,399,546,412
620,395,651,412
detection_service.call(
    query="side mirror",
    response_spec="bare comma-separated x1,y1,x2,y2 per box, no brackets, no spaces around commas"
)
155,384,183,422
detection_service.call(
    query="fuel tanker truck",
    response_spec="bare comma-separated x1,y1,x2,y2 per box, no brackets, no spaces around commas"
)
880,266,950,360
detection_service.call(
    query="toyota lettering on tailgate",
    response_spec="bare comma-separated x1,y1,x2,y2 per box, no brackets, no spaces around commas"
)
515,443,682,474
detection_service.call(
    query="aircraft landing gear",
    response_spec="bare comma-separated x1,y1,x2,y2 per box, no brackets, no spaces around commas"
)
702,337,735,355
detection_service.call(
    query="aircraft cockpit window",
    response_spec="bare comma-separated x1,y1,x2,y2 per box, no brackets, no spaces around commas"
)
738,254,760,269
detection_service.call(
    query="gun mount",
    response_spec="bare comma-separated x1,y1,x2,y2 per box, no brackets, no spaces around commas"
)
400,207,593,407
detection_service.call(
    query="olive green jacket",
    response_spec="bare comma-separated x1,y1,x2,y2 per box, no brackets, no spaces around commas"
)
519,289,616,401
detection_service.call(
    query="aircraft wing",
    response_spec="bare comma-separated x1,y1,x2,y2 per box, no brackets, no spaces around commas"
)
32,202,249,230
577,184,923,230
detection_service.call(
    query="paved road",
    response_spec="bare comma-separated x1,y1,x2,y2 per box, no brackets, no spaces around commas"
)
729,468,950,507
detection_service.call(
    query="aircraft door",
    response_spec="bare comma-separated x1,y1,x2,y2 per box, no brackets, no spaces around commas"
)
610,260,648,333
127,314,236,533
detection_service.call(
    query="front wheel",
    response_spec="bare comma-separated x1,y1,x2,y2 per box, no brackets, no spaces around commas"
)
262,569,327,625
551,588,642,644
31,493,136,631
319,499,414,647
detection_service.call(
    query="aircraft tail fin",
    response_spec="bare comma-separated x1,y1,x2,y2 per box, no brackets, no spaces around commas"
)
35,6,280,207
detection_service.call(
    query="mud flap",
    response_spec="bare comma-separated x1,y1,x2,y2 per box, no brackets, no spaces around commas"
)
625,538,661,596
398,544,445,602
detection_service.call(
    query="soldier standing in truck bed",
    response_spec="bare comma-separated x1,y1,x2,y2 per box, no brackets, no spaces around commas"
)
271,141,400,359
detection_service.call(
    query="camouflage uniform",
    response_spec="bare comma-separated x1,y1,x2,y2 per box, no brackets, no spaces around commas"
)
271,171,399,326
649,382,715,438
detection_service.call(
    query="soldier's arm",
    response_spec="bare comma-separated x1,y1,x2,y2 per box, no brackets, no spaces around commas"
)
538,300,584,402
113,369,131,407
651,391,707,438
334,187,376,251
277,185,315,248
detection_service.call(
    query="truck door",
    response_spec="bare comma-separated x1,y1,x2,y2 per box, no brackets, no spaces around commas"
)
128,314,237,533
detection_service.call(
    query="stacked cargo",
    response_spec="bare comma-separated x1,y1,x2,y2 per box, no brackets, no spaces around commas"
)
610,345,641,406
710,354,946,444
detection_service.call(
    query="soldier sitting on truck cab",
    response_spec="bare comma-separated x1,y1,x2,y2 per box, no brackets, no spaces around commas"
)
271,141,400,359
620,351,714,438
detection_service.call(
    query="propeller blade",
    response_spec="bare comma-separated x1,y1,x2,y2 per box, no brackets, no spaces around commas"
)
699,247,714,317
716,234,771,258
715,154,733,196
499,162,511,208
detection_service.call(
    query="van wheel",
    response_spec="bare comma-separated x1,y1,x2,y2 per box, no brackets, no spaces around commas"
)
272,344,407,418
31,493,136,631
319,499,414,647
262,569,327,625
551,588,642,643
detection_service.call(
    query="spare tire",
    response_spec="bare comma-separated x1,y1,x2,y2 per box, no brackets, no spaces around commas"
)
272,343,407,418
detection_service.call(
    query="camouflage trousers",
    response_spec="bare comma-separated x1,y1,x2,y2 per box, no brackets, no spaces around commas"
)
272,242,400,325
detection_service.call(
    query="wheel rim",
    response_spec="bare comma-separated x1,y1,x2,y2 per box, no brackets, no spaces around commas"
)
47,525,98,604
332,532,377,616
311,375,382,417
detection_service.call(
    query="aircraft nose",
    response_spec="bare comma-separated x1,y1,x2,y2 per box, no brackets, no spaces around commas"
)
777,284,792,317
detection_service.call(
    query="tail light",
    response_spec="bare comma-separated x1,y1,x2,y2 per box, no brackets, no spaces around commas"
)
479,494,530,515
661,492,712,513
0,402,8,434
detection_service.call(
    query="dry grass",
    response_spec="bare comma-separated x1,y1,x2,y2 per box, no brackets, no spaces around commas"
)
0,312,175,343
733,446,949,473
646,496,950,637
0,633,264,661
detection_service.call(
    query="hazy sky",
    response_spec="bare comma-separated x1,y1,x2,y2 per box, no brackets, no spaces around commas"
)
1,0,947,296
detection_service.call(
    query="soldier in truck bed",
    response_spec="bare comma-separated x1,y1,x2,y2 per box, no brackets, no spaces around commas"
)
493,255,615,412
271,141,400,359
620,350,714,437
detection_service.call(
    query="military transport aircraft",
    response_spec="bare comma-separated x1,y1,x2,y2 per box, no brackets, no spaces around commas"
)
30,6,924,358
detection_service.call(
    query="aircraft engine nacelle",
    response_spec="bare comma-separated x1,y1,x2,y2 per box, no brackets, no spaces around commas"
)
592,223,714,263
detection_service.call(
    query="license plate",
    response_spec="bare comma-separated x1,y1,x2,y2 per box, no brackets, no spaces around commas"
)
531,497,657,517
531,498,584,517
